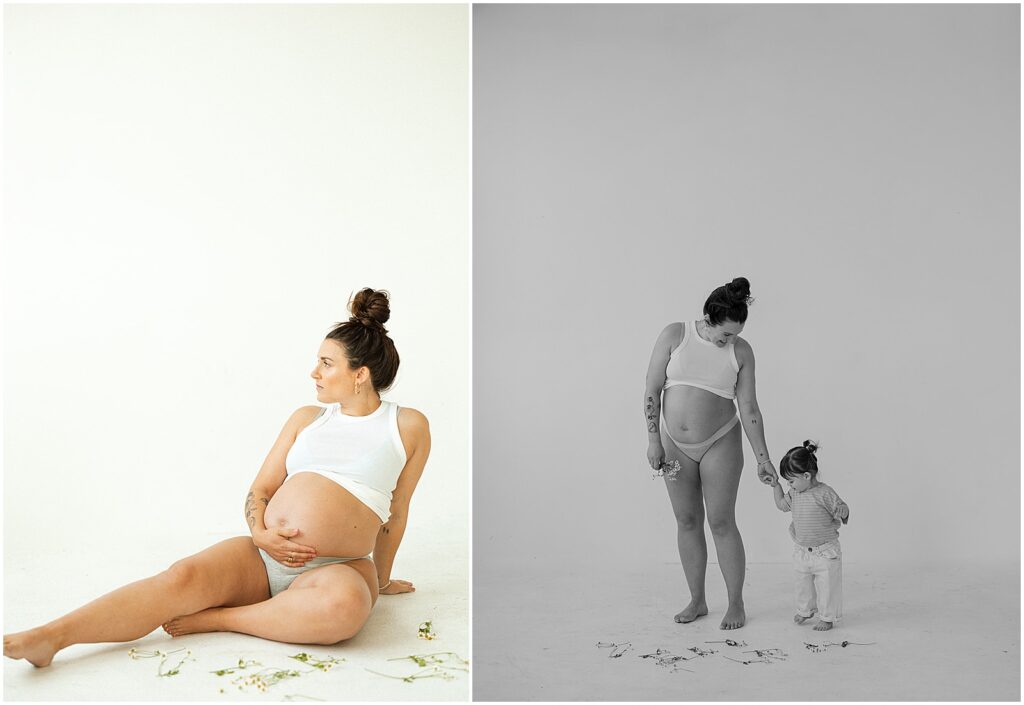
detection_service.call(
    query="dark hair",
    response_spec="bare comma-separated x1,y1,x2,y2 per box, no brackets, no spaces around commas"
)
325,288,400,392
779,441,820,479
703,277,754,326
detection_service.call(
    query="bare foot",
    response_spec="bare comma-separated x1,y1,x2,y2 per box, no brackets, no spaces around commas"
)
673,600,708,624
813,620,833,631
162,608,226,637
794,613,814,625
720,603,745,630
4,628,61,667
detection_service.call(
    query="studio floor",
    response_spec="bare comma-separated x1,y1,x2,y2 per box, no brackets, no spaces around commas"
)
474,559,1020,701
4,530,469,701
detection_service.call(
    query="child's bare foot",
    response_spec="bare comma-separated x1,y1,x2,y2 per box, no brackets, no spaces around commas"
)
162,608,226,637
813,620,833,631
673,600,708,624
720,602,745,630
794,613,814,625
4,628,61,667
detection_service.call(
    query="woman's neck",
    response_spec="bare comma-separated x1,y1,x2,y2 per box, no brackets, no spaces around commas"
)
338,394,383,417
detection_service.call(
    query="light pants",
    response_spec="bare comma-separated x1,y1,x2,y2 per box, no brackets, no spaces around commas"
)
793,540,843,623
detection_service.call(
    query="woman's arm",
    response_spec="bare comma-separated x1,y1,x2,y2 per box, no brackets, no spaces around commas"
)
246,407,322,566
734,338,776,484
373,407,431,594
644,323,680,469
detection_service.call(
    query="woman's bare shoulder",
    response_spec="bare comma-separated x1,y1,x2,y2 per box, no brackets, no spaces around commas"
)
397,406,429,432
288,405,328,433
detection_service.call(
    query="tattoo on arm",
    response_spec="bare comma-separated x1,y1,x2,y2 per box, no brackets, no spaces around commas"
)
381,525,390,535
645,395,659,433
245,491,257,528
260,498,269,507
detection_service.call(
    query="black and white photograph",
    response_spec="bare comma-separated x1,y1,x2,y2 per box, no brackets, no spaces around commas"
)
473,4,1019,701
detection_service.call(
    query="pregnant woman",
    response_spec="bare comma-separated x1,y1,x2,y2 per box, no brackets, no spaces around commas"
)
4,288,431,667
644,278,777,630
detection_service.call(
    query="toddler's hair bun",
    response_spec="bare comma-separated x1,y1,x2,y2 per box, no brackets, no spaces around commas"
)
802,440,820,454
349,288,391,331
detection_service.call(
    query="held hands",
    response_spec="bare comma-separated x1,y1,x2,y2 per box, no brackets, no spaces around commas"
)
757,459,778,486
647,441,665,471
256,526,318,567
379,578,415,595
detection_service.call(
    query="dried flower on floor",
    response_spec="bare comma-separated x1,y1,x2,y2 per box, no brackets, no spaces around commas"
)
289,652,345,672
652,459,681,480
642,649,697,668
211,658,261,676
596,641,632,658
231,668,304,693
389,651,469,670
368,651,469,683
127,647,193,677
742,648,787,662
805,640,876,653
417,620,437,640
724,655,771,665
706,639,747,647
686,646,717,657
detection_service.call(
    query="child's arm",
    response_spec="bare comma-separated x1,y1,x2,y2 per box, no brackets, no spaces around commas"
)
827,489,850,524
771,477,791,512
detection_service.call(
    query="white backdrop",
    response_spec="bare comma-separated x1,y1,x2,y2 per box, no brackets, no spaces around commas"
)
4,4,468,560
473,3,1019,572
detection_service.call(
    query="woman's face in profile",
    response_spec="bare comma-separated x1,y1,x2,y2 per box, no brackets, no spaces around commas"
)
311,339,355,401
705,318,744,347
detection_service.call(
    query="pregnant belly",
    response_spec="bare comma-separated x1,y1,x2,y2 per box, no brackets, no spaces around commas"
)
264,472,381,558
662,385,737,441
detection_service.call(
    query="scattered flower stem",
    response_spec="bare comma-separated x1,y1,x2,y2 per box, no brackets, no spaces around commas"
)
127,647,193,677
289,652,345,672
211,658,262,676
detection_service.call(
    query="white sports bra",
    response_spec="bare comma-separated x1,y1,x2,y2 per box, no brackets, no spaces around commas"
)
663,320,739,400
284,401,407,522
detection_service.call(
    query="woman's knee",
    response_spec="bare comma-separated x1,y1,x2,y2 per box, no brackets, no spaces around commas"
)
706,513,738,537
315,586,371,643
674,510,703,532
162,559,200,590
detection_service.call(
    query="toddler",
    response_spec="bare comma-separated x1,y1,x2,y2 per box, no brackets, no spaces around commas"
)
770,441,849,631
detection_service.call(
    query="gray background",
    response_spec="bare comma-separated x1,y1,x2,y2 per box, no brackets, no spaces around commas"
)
473,4,1018,700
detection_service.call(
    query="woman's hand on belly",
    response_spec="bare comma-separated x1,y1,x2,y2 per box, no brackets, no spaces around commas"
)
264,473,381,558
254,526,319,567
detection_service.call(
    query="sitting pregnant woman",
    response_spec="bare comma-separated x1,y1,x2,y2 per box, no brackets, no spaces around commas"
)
4,287,430,667
644,277,777,630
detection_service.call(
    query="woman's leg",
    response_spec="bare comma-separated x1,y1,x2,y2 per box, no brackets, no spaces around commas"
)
699,422,746,629
3,537,269,667
163,558,378,644
662,433,708,623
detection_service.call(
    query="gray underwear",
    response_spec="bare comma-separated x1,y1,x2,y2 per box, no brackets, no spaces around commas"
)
258,548,364,597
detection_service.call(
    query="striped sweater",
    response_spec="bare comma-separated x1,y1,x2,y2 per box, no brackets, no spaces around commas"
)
778,482,848,547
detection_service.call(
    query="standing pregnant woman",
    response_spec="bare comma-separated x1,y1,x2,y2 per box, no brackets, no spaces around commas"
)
644,278,776,630
4,288,431,667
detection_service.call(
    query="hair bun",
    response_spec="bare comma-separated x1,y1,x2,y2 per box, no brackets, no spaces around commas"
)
724,277,752,303
348,288,391,331
802,440,820,454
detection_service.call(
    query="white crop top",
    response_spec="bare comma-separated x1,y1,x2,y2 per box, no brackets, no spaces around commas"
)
284,400,407,522
663,320,739,400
